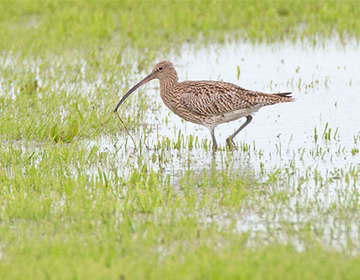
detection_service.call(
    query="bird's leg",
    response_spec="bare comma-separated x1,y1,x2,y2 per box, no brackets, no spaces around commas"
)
209,128,218,150
226,115,253,148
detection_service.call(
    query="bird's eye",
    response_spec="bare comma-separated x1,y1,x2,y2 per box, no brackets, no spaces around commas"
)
158,67,164,71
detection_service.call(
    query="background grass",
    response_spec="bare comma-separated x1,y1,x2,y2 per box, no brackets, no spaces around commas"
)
1,0,359,55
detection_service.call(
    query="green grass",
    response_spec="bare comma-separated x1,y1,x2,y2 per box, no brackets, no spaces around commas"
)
2,241,360,279
1,0,360,55
1,1,360,279
1,142,360,279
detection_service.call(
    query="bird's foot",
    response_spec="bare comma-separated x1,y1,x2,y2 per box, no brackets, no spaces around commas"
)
212,143,218,151
226,137,236,149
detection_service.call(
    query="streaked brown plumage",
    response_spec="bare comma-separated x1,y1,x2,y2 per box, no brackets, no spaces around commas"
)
114,61,294,149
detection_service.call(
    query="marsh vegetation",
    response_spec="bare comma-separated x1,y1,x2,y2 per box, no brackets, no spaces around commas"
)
1,1,360,279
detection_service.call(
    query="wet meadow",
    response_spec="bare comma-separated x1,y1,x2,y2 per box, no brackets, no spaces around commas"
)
1,1,360,279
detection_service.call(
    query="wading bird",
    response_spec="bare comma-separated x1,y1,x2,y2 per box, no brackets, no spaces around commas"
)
114,61,294,149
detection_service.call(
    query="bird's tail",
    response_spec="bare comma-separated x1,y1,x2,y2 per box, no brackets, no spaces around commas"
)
274,92,295,102
275,92,292,98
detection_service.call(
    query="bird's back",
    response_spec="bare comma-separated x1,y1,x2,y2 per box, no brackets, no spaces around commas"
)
174,80,294,117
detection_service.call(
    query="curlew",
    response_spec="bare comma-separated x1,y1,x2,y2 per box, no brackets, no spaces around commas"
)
114,61,294,149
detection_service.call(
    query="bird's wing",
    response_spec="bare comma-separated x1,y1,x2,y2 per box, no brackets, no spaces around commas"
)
179,82,266,116
179,81,293,116
180,91,251,116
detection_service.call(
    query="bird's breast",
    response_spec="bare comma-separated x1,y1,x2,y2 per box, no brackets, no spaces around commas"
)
160,91,204,125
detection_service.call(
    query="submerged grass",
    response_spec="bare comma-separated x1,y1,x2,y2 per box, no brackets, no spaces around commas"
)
1,141,360,278
1,1,360,279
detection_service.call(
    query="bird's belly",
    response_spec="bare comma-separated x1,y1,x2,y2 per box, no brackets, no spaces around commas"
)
215,108,259,125
174,110,204,125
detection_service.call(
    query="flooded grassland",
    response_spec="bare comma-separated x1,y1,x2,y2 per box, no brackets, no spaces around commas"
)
1,39,360,279
1,1,360,279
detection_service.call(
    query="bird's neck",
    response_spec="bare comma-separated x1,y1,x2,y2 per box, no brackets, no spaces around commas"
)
159,76,179,109
159,74,178,96
160,79,176,91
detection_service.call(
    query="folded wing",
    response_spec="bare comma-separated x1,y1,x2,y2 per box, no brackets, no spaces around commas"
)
179,81,293,116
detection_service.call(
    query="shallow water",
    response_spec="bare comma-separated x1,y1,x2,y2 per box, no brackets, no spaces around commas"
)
107,39,360,173
3,38,360,252
96,39,360,251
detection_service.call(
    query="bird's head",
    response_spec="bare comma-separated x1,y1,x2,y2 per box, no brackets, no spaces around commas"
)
150,61,177,81
114,61,177,112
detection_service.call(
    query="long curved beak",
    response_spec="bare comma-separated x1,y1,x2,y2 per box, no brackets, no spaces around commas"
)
114,73,154,113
